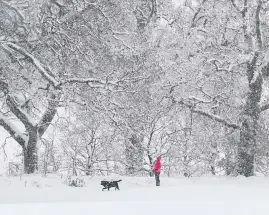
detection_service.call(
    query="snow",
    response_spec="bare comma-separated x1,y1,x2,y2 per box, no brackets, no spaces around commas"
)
3,42,61,88
63,78,118,89
2,43,116,90
0,175,269,215
17,107,37,127
172,0,185,7
0,113,28,143
250,69,260,85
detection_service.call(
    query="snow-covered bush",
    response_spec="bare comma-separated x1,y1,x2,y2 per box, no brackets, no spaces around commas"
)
65,176,85,187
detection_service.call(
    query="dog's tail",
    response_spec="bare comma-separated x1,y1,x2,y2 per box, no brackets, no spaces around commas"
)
117,180,122,182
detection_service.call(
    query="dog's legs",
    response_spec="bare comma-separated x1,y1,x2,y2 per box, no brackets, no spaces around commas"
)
116,185,120,190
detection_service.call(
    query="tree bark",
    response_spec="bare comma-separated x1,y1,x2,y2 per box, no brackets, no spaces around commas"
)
125,134,144,175
148,154,154,177
237,62,263,176
23,129,38,174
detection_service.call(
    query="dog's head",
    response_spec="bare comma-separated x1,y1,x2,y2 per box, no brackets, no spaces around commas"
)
101,180,108,185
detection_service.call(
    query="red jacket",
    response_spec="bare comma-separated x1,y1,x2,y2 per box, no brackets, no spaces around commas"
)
153,157,161,173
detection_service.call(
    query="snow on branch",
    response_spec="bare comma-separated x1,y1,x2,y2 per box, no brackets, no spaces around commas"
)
38,107,57,137
1,42,120,90
38,93,60,137
248,52,260,85
0,1,24,23
230,0,242,12
260,103,269,112
191,108,240,129
178,100,240,129
60,78,119,89
6,95,37,128
147,0,157,23
1,42,61,88
0,80,36,128
0,113,27,148
189,96,213,104
255,0,263,49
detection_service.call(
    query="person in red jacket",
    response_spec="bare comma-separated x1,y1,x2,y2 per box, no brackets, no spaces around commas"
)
153,156,161,186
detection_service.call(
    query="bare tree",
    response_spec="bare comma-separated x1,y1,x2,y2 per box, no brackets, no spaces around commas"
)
158,0,269,177
0,1,123,173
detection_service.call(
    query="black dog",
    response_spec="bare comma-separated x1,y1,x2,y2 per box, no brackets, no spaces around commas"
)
101,180,122,191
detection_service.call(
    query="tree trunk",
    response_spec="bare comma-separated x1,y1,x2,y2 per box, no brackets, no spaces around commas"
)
210,147,217,175
237,66,263,177
225,154,233,176
23,129,38,174
210,165,216,175
125,134,144,175
147,153,154,177
238,112,259,176
85,164,91,176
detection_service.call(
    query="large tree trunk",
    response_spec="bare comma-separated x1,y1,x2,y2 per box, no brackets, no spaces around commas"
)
24,129,38,174
237,65,263,177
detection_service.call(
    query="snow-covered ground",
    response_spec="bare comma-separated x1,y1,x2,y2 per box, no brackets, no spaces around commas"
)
1,174,269,215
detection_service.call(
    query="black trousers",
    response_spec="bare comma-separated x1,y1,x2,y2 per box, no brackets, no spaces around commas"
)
154,172,160,186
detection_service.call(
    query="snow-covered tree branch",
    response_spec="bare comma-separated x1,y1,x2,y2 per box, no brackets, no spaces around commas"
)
0,113,27,148
177,99,240,130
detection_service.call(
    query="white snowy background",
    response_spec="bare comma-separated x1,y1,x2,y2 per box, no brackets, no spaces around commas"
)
1,174,269,215
1,0,269,214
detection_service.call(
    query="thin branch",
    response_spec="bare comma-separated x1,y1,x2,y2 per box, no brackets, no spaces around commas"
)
190,0,208,27
2,136,12,160
112,35,132,49
255,0,263,49
1,42,120,90
0,0,24,23
147,0,157,23
247,51,260,84
242,0,248,16
60,78,119,89
1,42,60,88
230,0,241,12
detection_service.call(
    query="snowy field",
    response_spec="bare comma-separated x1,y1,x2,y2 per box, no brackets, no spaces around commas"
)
0,175,269,215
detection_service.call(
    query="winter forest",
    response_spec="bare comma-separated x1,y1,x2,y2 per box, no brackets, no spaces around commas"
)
2,0,269,180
